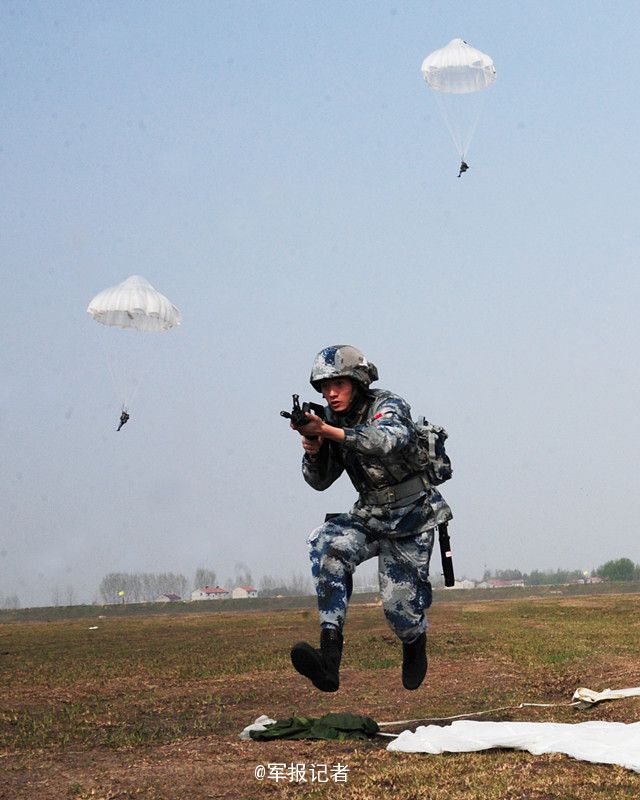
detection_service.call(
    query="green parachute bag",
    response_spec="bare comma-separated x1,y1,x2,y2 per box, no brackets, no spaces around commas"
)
249,712,380,742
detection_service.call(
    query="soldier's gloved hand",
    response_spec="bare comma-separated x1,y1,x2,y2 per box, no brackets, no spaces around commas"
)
292,414,346,445
301,434,324,456
297,412,326,438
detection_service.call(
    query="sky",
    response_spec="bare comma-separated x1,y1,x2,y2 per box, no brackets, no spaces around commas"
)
2,0,640,607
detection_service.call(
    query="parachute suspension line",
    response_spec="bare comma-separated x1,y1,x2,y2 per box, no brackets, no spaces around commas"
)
434,92,465,159
124,333,162,409
377,686,640,735
98,328,128,411
87,276,182,422
460,93,486,160
97,327,160,413
433,90,488,162
377,699,583,732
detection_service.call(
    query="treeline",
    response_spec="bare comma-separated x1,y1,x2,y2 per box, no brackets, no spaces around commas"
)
258,572,312,597
0,592,20,610
95,557,640,605
99,572,189,604
482,567,585,585
97,566,237,604
257,570,375,597
595,558,640,581
483,557,640,585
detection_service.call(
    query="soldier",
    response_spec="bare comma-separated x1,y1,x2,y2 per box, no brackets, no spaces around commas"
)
116,410,130,431
289,345,452,692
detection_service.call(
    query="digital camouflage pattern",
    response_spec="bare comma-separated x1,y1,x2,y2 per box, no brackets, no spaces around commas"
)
303,389,452,524
308,512,435,642
302,385,452,642
309,345,379,391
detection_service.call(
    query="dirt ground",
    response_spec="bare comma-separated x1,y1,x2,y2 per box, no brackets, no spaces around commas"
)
4,656,640,800
2,597,640,800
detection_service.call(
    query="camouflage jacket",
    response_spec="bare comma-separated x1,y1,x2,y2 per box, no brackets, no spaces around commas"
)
302,389,452,524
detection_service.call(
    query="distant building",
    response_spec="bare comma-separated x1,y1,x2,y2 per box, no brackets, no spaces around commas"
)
477,579,525,589
448,579,475,590
191,585,230,601
232,585,258,599
156,593,182,603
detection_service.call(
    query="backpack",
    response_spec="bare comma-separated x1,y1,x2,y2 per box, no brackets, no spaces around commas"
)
415,416,452,485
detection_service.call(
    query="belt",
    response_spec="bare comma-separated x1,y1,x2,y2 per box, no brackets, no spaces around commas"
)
359,474,429,506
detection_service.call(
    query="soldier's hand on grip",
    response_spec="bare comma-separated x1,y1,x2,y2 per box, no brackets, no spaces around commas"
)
301,433,323,456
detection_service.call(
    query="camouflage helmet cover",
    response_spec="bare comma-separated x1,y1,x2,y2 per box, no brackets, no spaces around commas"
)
310,345,379,392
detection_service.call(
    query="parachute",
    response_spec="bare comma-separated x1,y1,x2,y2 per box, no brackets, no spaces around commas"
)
421,38,496,174
87,276,181,427
87,275,181,332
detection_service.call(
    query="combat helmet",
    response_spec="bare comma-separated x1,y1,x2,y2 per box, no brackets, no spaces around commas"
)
310,345,379,392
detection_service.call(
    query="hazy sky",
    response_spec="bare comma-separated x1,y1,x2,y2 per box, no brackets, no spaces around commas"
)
2,1,640,607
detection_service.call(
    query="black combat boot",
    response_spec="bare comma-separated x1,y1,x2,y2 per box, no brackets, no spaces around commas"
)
290,627,343,692
402,631,427,690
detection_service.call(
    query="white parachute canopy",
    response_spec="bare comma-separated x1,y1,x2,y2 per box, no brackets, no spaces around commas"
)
421,38,496,164
87,276,181,414
87,275,181,332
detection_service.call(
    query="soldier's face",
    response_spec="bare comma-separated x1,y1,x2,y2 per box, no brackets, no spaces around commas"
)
320,377,354,413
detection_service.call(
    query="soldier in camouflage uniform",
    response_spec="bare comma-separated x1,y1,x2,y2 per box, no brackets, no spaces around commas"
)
289,345,452,692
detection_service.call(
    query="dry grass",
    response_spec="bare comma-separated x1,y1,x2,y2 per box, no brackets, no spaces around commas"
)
1,592,640,799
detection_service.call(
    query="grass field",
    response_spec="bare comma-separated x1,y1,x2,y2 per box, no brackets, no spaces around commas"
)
1,588,640,799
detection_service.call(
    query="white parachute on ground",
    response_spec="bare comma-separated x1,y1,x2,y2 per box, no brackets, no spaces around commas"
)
87,276,181,426
241,686,640,772
385,685,640,772
387,718,640,773
421,38,496,174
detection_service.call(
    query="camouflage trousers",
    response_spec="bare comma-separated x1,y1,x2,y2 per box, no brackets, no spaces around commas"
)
307,505,435,643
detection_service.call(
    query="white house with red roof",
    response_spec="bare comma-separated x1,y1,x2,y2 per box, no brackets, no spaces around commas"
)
231,585,258,599
191,585,230,601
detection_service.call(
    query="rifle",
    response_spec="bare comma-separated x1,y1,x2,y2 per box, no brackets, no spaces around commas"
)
438,523,455,587
280,394,325,440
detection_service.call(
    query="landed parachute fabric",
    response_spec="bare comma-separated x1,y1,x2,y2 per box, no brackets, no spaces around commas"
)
387,719,640,772
572,686,640,707
246,713,379,742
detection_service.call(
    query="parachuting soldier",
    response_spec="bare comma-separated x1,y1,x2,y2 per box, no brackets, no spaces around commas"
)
86,275,181,429
421,38,496,179
288,346,452,692
116,409,130,431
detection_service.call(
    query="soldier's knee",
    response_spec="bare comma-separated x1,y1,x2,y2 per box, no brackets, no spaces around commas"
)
383,607,425,643
308,522,336,556
381,573,432,640
307,525,324,550
308,521,352,558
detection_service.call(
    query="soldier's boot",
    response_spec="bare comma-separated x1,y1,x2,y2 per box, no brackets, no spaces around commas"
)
290,627,343,692
402,631,427,690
